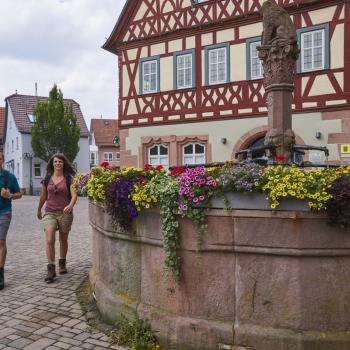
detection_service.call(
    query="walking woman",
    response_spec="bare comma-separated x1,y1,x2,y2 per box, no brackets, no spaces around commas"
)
37,153,77,283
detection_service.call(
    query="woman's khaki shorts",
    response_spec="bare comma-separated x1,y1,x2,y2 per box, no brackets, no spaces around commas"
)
42,212,73,234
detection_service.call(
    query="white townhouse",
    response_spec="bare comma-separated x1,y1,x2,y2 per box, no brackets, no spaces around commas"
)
3,93,90,194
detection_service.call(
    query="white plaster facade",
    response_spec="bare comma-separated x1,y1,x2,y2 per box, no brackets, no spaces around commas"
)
4,105,89,194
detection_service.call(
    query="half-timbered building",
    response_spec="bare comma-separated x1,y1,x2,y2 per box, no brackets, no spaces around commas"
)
104,0,350,167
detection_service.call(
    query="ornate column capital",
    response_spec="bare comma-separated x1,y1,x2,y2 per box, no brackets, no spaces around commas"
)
258,39,299,88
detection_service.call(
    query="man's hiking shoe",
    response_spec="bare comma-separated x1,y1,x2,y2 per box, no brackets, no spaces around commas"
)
0,267,4,290
59,258,67,274
45,264,56,283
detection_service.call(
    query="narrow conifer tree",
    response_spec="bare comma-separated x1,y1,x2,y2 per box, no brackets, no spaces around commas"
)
31,85,80,162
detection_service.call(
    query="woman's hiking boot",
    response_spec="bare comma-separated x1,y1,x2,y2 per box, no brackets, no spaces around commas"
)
59,259,67,274
45,264,56,283
0,267,4,290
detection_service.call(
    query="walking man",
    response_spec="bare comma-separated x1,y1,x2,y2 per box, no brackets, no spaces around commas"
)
0,151,22,290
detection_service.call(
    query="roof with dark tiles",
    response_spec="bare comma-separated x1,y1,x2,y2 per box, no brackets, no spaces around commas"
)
90,118,119,146
5,94,89,137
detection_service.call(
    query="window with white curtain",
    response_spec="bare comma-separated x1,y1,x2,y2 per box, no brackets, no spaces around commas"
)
208,47,227,85
141,59,158,93
104,152,113,162
301,29,325,72
148,145,169,168
250,41,263,79
297,24,329,73
177,53,193,88
183,143,205,165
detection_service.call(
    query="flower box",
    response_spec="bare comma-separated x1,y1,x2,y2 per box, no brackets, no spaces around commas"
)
208,192,310,211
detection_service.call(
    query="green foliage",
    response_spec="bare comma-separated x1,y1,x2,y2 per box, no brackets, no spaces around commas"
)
151,176,182,282
31,84,80,162
109,314,161,350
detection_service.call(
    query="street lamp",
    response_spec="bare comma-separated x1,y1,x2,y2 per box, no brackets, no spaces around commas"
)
23,153,34,195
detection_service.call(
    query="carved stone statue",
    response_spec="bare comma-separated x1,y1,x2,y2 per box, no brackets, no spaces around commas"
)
258,1,299,163
264,128,296,160
260,1,296,46
258,1,299,87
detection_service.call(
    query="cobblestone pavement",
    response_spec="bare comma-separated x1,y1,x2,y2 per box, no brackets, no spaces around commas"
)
0,196,125,350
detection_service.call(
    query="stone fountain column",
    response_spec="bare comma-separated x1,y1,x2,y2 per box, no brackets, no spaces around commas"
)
258,1,299,162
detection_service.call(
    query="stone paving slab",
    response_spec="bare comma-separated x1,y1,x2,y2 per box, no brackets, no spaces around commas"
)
0,196,127,350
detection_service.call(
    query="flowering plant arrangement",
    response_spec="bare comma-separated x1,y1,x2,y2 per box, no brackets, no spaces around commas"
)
76,162,350,280
177,166,218,211
218,161,264,193
327,170,350,227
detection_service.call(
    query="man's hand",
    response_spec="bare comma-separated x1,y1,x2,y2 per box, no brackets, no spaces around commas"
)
37,210,42,220
1,188,12,199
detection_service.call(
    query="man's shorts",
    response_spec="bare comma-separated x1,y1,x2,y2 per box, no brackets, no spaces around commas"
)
0,212,12,241
42,212,73,234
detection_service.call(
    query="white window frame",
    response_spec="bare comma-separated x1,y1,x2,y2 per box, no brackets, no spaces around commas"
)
208,47,227,85
148,144,169,168
250,41,263,80
90,151,98,166
141,59,158,94
183,143,206,165
301,29,325,72
177,53,193,89
34,163,41,178
104,152,113,162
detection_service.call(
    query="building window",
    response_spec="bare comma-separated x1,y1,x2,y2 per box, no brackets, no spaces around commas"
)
34,163,41,177
205,43,230,85
140,57,160,94
6,142,8,154
148,145,169,167
104,152,113,162
246,37,263,80
297,24,329,73
9,121,12,129
183,143,205,165
116,152,120,160
17,163,19,178
90,151,98,166
16,137,19,150
11,140,14,153
174,49,195,89
27,113,35,123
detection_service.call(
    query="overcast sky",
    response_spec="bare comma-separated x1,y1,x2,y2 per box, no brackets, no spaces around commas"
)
0,0,127,127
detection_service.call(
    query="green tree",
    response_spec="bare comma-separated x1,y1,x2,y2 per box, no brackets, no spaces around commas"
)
31,85,80,162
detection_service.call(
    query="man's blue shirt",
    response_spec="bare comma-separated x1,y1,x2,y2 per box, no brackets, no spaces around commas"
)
0,169,20,215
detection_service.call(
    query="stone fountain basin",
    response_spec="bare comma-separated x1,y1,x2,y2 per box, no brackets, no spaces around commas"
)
89,202,350,350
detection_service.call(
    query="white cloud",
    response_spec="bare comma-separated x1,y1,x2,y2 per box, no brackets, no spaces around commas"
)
0,0,127,126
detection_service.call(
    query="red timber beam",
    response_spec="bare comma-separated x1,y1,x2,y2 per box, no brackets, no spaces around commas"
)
345,1,350,94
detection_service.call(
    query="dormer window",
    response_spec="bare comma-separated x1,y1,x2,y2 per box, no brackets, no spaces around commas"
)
28,113,36,123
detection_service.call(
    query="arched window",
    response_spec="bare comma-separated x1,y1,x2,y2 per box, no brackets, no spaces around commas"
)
148,144,169,167
183,143,205,165
247,137,266,159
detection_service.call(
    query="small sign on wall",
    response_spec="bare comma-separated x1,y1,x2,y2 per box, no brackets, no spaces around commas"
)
340,144,350,157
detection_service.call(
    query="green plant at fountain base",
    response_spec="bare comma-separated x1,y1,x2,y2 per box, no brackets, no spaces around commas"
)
109,314,161,350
